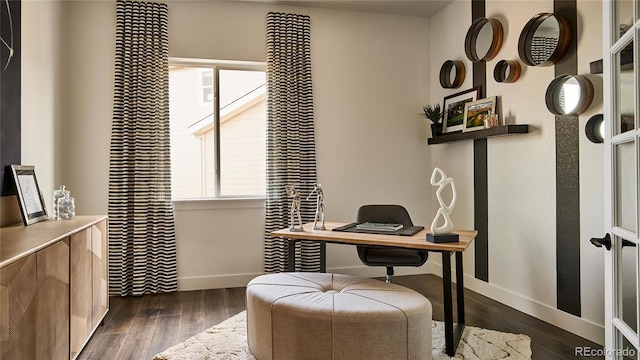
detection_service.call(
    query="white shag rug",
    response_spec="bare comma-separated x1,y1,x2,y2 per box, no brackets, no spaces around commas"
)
154,311,532,360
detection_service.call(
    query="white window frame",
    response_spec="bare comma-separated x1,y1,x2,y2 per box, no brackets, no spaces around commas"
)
170,57,267,200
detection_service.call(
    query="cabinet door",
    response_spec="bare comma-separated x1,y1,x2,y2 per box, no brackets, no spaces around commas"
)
35,239,70,360
71,228,92,358
91,220,108,329
0,253,38,360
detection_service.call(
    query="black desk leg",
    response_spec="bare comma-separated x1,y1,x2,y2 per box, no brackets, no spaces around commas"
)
286,239,297,272
442,251,466,357
442,252,454,356
456,252,465,326
319,242,326,273
286,240,325,273
452,252,465,356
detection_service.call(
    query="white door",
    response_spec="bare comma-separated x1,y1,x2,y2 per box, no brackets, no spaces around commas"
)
601,0,640,358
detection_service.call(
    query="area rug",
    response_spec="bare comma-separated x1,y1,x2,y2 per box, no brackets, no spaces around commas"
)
153,311,532,360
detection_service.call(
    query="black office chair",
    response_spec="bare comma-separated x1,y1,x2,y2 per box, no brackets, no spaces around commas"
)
356,205,429,283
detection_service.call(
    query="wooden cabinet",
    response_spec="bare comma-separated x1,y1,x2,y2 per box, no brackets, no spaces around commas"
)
70,223,108,359
1,252,39,359
0,216,108,360
70,228,92,358
92,221,108,335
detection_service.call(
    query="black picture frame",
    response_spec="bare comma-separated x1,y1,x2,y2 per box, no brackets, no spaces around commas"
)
442,86,481,133
10,165,48,225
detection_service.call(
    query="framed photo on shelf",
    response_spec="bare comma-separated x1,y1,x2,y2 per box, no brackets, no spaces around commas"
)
463,96,497,132
11,165,48,225
442,86,481,133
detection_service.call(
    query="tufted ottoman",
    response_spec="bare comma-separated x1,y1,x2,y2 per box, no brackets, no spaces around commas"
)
246,272,432,360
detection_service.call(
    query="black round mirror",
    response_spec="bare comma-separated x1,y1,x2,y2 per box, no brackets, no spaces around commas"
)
493,60,521,83
439,60,465,88
465,18,504,62
518,13,571,67
545,75,594,115
585,114,604,143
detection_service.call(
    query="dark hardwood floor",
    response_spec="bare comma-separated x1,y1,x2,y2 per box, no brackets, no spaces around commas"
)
78,274,602,360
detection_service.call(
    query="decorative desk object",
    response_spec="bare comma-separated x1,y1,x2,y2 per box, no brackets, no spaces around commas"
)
427,167,459,243
306,183,326,230
53,185,76,220
285,184,304,232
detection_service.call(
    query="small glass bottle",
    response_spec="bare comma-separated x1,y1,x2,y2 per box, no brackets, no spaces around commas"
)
60,194,75,219
53,186,69,221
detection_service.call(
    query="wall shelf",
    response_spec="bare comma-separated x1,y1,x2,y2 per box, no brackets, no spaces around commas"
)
427,125,530,145
590,49,633,74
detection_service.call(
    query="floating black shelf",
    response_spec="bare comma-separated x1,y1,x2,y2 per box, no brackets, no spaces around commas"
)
590,49,633,74
427,125,530,145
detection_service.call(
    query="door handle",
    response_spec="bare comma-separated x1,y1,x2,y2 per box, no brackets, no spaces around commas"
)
590,233,611,250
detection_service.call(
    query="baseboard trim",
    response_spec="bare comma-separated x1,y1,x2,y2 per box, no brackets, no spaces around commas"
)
177,266,430,290
424,262,604,345
178,273,262,291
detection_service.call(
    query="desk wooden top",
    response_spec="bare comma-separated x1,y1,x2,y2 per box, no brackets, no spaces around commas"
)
271,222,477,252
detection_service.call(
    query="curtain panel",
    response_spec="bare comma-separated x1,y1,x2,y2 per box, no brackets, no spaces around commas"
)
264,12,321,273
109,0,177,296
531,36,558,65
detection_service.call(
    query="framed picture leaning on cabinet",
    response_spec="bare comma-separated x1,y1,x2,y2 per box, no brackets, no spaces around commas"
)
11,165,48,225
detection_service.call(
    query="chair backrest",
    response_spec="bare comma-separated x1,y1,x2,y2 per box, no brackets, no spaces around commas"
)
357,205,413,227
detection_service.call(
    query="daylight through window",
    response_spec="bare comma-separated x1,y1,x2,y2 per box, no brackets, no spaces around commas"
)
169,59,266,199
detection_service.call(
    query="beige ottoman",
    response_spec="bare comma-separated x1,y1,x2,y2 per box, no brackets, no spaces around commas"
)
246,272,432,360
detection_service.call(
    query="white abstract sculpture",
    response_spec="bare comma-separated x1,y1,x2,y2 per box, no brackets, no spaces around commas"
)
285,184,304,232
306,183,326,230
430,167,457,235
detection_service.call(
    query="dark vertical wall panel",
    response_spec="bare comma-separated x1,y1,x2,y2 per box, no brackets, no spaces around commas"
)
472,0,489,282
1,0,21,196
554,0,581,317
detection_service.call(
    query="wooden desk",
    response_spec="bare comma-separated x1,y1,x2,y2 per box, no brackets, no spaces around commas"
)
272,222,478,357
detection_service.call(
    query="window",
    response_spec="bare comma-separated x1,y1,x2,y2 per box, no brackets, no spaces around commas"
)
169,58,266,199
201,69,214,103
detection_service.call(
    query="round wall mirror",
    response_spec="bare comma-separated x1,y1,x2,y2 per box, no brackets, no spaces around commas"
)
465,18,504,62
585,114,604,143
545,75,594,115
439,60,465,89
493,60,521,83
518,13,571,66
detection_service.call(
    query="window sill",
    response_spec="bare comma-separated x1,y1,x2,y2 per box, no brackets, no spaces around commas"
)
173,197,266,211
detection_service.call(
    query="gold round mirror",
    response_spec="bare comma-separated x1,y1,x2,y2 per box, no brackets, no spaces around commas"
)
545,75,594,115
493,60,521,83
518,13,571,67
464,18,504,62
439,60,465,89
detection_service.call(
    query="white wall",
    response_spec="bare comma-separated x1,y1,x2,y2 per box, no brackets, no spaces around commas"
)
58,1,433,288
429,0,604,345
20,0,64,217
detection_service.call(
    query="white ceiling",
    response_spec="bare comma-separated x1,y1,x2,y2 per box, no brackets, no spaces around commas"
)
239,0,455,18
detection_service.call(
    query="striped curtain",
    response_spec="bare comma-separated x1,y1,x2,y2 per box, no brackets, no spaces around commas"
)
531,36,558,64
264,12,320,273
108,0,177,296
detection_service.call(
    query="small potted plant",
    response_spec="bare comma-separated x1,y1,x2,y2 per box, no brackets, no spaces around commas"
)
423,103,443,136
